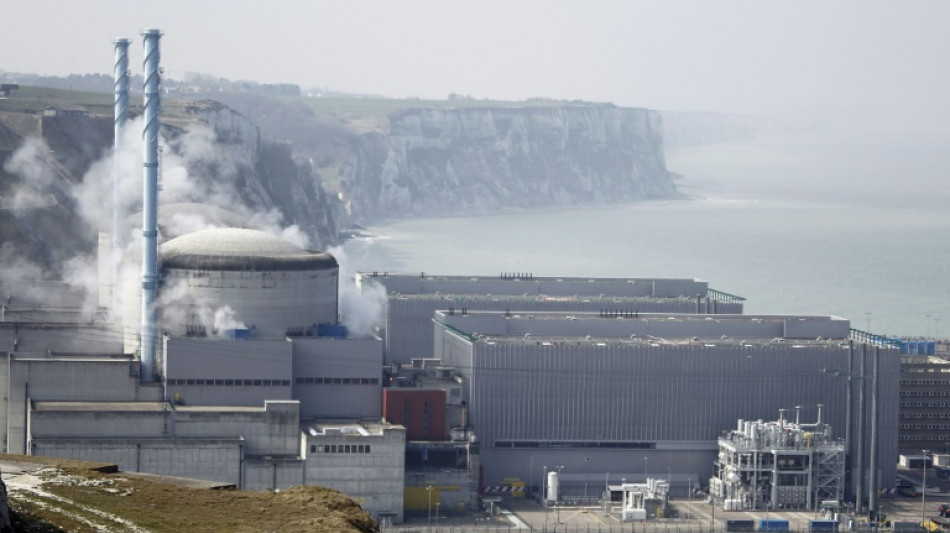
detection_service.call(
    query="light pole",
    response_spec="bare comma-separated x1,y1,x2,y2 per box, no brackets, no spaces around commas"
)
644,456,649,482
427,485,433,531
865,312,872,332
927,315,933,338
922,451,930,526
530,456,534,501
935,318,941,340
435,502,440,532
556,465,565,524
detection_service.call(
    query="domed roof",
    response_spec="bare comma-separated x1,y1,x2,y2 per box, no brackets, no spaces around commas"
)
160,227,338,271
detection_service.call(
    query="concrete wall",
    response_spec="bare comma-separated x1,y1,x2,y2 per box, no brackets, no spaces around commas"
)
164,338,293,407
244,457,305,490
292,338,382,418
162,267,338,340
31,438,243,485
304,426,406,523
4,356,143,453
0,324,125,353
174,401,301,456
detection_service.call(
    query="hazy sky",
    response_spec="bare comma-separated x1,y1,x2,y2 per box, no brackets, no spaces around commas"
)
3,1,950,128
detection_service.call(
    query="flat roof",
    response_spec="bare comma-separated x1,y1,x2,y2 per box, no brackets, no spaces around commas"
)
33,402,169,412
435,310,855,345
360,272,704,283
303,419,402,436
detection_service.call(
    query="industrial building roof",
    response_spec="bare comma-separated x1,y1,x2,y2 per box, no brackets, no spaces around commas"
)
33,401,169,412
160,227,338,271
435,310,856,347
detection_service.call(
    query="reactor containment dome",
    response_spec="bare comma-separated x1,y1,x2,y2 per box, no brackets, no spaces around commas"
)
159,227,339,339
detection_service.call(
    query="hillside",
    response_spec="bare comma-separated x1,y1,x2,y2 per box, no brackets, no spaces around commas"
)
1,455,376,533
1,84,683,257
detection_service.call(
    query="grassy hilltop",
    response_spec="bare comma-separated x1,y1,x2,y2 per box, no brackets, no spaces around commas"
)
2,454,377,533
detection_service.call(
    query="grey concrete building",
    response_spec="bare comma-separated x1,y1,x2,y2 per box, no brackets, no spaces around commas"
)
431,310,899,508
0,228,406,523
303,420,406,524
899,353,950,454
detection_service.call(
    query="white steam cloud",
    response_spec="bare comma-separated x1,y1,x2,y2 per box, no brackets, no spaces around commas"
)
329,245,387,337
3,111,313,332
2,137,59,210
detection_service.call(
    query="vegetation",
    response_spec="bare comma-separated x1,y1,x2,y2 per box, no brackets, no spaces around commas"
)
2,454,377,533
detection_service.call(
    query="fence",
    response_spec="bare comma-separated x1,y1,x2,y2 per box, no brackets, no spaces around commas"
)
381,523,843,533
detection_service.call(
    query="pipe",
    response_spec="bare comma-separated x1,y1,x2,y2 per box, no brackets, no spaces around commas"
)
139,28,162,382
112,37,131,317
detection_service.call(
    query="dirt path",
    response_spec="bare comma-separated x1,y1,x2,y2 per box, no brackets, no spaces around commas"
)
4,465,149,533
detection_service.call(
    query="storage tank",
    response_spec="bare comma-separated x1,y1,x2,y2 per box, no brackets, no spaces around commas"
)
546,470,559,502
927,341,936,355
159,228,339,339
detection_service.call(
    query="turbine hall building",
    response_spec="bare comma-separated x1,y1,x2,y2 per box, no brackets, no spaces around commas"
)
357,272,745,365
430,309,899,508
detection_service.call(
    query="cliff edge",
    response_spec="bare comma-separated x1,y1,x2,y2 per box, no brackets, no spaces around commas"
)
340,103,680,221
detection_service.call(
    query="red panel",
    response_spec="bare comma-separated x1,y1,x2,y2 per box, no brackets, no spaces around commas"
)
382,388,447,441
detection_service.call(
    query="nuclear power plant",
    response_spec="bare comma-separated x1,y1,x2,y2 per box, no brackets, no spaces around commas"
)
0,29,901,525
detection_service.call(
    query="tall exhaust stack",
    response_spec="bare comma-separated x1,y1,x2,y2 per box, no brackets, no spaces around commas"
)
112,37,131,316
139,28,162,381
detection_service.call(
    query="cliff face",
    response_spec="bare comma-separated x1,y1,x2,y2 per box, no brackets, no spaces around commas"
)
0,101,346,278
340,104,679,221
191,102,345,248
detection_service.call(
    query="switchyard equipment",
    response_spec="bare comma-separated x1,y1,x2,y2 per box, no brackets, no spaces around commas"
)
621,478,669,521
710,408,845,512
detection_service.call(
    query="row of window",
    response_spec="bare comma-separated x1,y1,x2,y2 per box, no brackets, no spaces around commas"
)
310,444,371,454
295,377,380,385
900,435,950,440
901,401,950,408
166,378,291,386
901,413,950,419
901,424,950,430
900,391,950,397
901,379,950,385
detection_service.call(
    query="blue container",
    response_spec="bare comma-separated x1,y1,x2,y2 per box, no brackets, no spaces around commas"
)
759,519,790,532
228,328,249,340
900,341,910,355
927,341,936,355
906,341,918,354
918,341,927,355
317,323,348,339
809,520,839,532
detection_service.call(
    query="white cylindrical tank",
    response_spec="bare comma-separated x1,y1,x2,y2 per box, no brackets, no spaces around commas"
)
159,228,339,339
546,470,559,502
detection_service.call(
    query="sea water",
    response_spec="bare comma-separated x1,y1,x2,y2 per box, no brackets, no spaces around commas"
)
341,132,950,338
